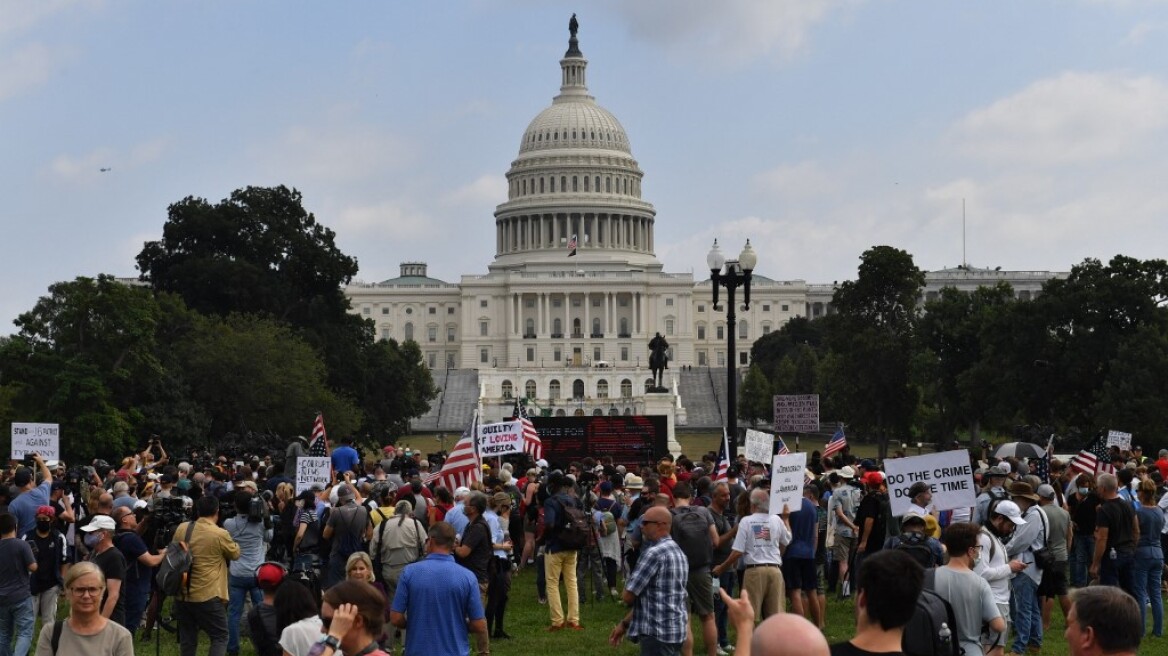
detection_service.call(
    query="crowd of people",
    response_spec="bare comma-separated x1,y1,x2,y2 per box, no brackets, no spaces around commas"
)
0,436,1164,656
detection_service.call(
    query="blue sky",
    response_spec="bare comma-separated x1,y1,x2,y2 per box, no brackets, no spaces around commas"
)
3,1,1168,332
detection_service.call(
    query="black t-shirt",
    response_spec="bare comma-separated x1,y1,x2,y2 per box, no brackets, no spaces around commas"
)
91,546,127,626
855,492,887,552
113,530,151,593
1068,492,1101,536
457,515,492,582
24,530,66,593
830,642,902,656
1095,497,1136,552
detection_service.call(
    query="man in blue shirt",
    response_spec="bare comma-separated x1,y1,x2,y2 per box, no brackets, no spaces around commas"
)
783,483,823,629
391,521,489,656
610,506,689,655
330,436,361,477
8,455,53,537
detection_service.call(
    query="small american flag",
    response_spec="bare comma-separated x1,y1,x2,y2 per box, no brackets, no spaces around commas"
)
567,234,577,257
308,413,329,457
425,412,482,490
1070,435,1115,476
776,436,791,456
1032,435,1054,484
712,430,730,482
823,425,847,458
514,398,543,460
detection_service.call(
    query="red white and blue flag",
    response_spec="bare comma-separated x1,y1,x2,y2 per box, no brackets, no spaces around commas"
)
425,411,482,490
1032,434,1054,484
824,425,847,458
308,413,329,457
514,398,544,461
776,436,791,456
712,429,730,482
567,234,578,257
1070,435,1115,476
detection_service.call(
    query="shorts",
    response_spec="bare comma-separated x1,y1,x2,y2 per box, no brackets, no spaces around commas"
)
830,534,854,563
685,568,715,617
981,602,1010,648
781,557,817,592
1038,560,1068,598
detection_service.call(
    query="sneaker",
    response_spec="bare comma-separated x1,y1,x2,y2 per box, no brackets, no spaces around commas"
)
566,622,585,631
610,587,620,599
547,624,565,632
538,596,548,605
721,645,735,653
717,649,730,656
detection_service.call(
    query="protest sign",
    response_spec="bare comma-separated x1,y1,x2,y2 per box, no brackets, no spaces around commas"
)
477,420,524,457
1106,430,1132,451
744,429,774,464
883,450,975,516
11,423,60,461
295,457,332,494
773,395,819,433
770,452,808,514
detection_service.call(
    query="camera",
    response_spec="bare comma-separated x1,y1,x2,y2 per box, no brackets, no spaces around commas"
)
248,490,273,523
22,452,38,468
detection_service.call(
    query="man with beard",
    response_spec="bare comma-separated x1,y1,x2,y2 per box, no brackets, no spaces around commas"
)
974,500,1026,656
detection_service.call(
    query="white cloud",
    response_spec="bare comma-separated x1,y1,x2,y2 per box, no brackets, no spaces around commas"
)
752,161,835,198
335,200,438,241
251,122,411,185
952,71,1168,166
442,174,506,207
0,43,59,101
1121,21,1167,46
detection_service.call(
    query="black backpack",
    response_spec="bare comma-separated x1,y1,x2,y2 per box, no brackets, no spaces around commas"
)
894,532,935,569
156,521,196,596
671,506,713,569
903,568,962,656
553,498,590,550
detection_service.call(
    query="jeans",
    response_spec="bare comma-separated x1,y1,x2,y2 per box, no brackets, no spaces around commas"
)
713,570,736,648
638,635,683,656
545,549,579,626
576,545,605,602
1010,574,1042,653
175,598,229,656
0,597,35,656
1134,549,1164,636
123,582,150,634
1070,534,1094,587
1099,549,1137,597
228,575,263,653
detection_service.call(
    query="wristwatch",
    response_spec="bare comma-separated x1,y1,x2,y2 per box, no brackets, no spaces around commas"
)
321,635,342,652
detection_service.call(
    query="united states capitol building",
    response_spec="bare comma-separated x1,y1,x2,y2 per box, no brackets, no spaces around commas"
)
345,25,1064,433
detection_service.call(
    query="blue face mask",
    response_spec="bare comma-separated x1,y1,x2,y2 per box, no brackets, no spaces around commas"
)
1078,487,1090,496
83,532,102,549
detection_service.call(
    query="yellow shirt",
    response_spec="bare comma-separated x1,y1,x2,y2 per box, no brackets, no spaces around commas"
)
172,517,241,603
370,505,396,526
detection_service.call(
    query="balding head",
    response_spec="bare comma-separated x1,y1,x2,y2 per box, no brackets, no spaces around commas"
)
641,506,673,542
751,613,829,656
749,488,770,513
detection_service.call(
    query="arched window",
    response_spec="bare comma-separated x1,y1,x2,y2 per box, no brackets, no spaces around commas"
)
592,318,601,336
573,318,582,336
574,409,586,417
525,380,537,399
501,380,513,399
644,378,656,393
609,407,620,416
550,177,556,192
739,319,748,339
561,176,566,191
555,409,566,417
620,379,633,398
592,408,603,416
595,176,600,192
597,380,609,398
573,379,585,399
584,176,589,192
623,407,633,416
666,319,674,336
522,179,527,195
525,318,535,337
549,380,561,400
606,176,611,193
404,322,414,342
573,176,578,192
539,178,545,193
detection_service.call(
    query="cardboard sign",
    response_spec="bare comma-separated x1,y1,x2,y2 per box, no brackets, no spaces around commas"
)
770,452,808,514
11,423,60,461
477,420,524,457
1106,430,1132,451
744,429,774,464
883,450,976,516
773,395,820,433
295,457,332,494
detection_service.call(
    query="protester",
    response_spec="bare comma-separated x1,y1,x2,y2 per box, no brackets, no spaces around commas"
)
754,613,830,656
827,466,860,599
609,506,689,655
21,506,67,626
852,472,888,578
934,522,1004,656
390,521,489,656
1035,483,1072,631
785,483,824,629
290,489,322,573
1134,477,1164,637
222,489,273,656
708,481,739,654
1067,472,1102,587
1064,586,1141,656
109,506,163,634
0,512,38,656
82,515,127,627
1090,473,1138,596
322,483,372,590
274,580,320,656
713,488,793,622
974,464,1011,526
246,562,285,656
9,456,54,537
882,514,942,569
543,471,584,631
487,492,515,640
974,500,1026,656
318,580,390,656
829,549,923,656
34,561,133,656
369,498,426,654
172,494,241,656
455,491,493,608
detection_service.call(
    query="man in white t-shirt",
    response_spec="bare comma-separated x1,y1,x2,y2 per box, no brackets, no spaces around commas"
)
935,522,1004,656
974,500,1026,656
712,488,791,622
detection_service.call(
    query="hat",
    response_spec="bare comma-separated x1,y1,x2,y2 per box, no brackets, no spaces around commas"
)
992,499,1026,525
863,471,885,486
454,486,471,500
418,460,431,469
309,482,326,493
335,484,354,502
1036,484,1056,500
599,481,613,493
536,458,549,469
1008,481,1039,502
859,459,878,471
901,512,927,527
36,505,56,518
482,464,491,471
837,466,856,479
51,480,68,492
988,463,1010,477
134,499,149,510
236,480,258,492
256,562,286,591
383,446,394,453
82,515,117,532
625,475,644,490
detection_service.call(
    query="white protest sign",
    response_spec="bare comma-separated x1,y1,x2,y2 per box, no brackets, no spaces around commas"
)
770,452,808,514
744,429,774,464
295,457,332,494
773,395,820,433
883,450,976,516
477,420,524,457
10,423,60,461
1106,430,1132,451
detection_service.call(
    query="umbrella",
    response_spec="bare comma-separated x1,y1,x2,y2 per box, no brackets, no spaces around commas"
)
995,442,1046,459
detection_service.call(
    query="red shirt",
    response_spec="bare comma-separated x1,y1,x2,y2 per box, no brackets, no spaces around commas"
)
1156,457,1168,481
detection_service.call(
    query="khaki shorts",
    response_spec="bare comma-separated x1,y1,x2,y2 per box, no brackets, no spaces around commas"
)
686,568,715,617
831,534,855,563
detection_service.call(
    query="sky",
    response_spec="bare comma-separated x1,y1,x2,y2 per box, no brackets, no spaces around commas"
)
3,1,1168,333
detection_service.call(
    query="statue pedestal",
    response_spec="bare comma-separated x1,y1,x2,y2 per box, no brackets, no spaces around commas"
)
643,392,682,457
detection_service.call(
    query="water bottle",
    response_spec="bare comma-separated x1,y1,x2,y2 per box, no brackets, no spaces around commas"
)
711,573,720,591
939,622,952,647
1109,547,1117,561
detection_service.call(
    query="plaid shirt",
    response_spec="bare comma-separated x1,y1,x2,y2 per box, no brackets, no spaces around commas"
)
626,535,689,644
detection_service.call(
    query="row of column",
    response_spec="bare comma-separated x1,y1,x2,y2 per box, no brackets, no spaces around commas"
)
509,291,645,337
497,213,653,254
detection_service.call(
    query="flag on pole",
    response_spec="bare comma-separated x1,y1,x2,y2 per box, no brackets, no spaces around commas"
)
1032,434,1054,484
1069,435,1115,476
425,411,482,490
823,425,847,458
567,234,577,257
712,429,730,482
776,435,791,456
514,398,544,460
308,412,329,457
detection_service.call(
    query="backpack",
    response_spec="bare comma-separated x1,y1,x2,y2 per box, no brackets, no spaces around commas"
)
331,505,368,560
982,488,1010,526
893,533,935,569
156,520,196,596
902,568,961,656
553,498,590,550
671,506,714,569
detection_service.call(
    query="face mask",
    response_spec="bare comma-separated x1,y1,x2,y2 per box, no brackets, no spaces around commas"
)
37,519,52,531
83,532,102,549
1078,487,1089,496
971,554,981,568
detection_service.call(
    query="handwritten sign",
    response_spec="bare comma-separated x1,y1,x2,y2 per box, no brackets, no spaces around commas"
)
883,450,976,516
11,423,60,461
770,452,808,514
773,395,819,433
477,420,523,457
1106,430,1132,451
295,457,332,494
744,429,774,464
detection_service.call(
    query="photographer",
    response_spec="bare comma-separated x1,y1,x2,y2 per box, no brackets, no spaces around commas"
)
172,495,240,656
110,506,163,634
223,489,272,656
10,453,53,536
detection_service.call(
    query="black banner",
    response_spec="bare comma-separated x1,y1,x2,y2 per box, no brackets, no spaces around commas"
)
531,415,668,470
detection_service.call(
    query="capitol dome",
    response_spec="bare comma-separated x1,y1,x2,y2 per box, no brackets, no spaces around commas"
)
519,101,631,156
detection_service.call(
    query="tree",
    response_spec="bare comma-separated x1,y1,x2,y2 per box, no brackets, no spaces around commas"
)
1092,324,1168,452
750,316,824,384
738,363,772,427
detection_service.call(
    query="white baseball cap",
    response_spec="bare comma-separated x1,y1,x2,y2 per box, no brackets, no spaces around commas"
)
992,500,1026,525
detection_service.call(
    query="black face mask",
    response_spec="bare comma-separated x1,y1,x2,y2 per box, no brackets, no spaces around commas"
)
37,520,53,531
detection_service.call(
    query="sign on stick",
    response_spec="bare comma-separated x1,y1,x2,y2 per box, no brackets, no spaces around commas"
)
883,450,976,516
770,452,808,514
773,395,819,433
1106,430,1132,451
744,429,774,464
11,423,60,461
295,457,332,494
477,420,524,457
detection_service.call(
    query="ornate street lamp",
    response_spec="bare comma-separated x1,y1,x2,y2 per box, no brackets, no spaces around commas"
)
707,239,758,461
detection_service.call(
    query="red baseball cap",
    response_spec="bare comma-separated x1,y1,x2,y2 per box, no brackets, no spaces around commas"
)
255,563,286,591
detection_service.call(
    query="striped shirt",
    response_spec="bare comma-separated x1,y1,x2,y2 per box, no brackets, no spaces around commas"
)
626,535,689,645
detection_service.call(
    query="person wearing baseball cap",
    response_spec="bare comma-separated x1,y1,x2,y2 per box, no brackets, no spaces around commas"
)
82,515,127,626
23,505,68,625
974,463,1012,525
853,470,888,579
249,563,286,656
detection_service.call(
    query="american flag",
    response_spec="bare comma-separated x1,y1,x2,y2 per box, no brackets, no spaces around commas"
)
1069,435,1116,476
425,412,482,490
514,398,544,460
712,429,730,482
1032,435,1054,484
776,435,791,456
567,234,577,257
308,412,329,457
823,425,847,458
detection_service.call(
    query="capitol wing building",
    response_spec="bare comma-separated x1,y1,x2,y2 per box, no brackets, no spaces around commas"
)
345,26,1063,432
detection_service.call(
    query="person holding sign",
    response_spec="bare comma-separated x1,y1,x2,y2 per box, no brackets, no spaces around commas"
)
712,488,792,622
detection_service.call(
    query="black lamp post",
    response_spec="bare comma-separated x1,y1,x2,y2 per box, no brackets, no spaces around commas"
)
707,239,758,462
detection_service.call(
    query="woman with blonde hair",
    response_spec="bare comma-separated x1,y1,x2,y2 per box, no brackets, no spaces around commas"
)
346,552,390,648
36,561,133,656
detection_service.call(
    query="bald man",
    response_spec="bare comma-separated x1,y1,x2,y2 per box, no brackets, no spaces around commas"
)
753,613,829,656
610,506,690,655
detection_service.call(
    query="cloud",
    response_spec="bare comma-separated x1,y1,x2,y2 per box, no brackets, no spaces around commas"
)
752,161,836,199
1121,21,1167,46
334,200,438,241
951,71,1168,166
442,174,507,207
251,121,412,185
0,43,60,101
48,137,170,182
